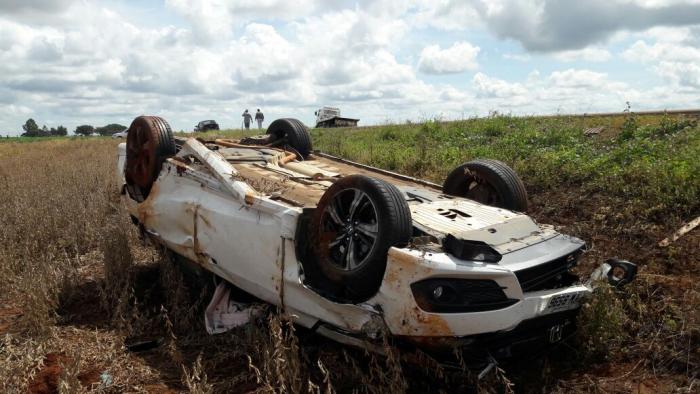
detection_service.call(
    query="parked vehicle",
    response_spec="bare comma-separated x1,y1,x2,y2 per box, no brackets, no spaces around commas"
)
112,130,128,138
118,115,635,366
194,120,220,132
315,106,359,128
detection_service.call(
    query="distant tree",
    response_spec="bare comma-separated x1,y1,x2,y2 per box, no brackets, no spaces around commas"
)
50,125,67,136
22,118,40,137
95,123,127,136
41,125,49,136
74,125,95,136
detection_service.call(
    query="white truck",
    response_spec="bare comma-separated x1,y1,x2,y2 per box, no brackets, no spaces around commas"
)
315,106,359,128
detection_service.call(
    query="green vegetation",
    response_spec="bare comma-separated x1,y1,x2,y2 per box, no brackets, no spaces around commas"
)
11,120,127,138
74,124,95,136
95,123,127,136
311,114,700,224
0,135,111,143
21,118,68,137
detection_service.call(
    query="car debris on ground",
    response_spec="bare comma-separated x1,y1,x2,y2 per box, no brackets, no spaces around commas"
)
658,216,700,247
584,126,604,136
205,281,263,334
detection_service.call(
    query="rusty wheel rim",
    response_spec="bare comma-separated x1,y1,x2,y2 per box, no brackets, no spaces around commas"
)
320,188,378,271
126,121,155,189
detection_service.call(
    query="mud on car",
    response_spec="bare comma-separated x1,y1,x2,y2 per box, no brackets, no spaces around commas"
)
118,115,636,366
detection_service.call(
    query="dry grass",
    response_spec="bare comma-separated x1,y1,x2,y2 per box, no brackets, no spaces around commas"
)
0,124,697,393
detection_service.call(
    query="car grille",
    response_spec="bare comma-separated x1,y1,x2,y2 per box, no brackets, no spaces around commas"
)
515,251,581,292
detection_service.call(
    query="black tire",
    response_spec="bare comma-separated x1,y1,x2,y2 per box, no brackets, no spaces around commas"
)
308,175,411,301
125,115,176,201
266,118,312,158
442,159,528,212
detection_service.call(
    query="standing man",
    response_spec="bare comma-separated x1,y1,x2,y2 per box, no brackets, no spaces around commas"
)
242,109,252,130
255,108,265,129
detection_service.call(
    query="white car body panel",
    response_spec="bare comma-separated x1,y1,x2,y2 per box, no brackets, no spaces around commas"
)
117,138,595,349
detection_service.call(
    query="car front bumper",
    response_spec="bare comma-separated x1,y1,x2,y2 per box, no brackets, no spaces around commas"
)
371,242,591,339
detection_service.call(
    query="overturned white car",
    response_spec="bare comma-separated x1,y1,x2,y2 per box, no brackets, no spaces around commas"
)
118,115,635,364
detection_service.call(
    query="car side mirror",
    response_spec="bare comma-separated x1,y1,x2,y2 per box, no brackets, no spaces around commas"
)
605,259,637,286
589,259,637,288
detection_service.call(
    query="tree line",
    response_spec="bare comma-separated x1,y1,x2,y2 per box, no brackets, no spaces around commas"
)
21,118,127,137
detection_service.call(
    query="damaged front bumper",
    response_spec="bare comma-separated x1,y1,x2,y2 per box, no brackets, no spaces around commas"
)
306,245,636,365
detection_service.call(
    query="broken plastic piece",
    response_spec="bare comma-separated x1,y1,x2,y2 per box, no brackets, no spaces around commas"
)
477,355,498,380
124,337,163,352
205,281,261,334
658,216,700,247
100,372,113,387
588,259,637,287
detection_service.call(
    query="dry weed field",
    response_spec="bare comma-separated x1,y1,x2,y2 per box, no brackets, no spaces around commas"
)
0,113,698,393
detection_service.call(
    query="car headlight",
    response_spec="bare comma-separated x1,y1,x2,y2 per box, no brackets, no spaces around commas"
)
443,235,502,263
411,278,518,313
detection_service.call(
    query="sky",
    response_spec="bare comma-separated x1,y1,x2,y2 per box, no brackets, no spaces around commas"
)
1,0,700,135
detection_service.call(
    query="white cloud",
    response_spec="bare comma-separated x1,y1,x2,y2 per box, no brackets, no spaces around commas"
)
622,40,700,63
503,53,531,62
656,61,700,87
411,0,700,52
547,69,610,88
1,0,699,135
0,0,75,16
472,73,527,99
470,68,639,114
553,47,612,62
622,35,700,88
165,0,321,44
418,42,480,74
411,1,482,31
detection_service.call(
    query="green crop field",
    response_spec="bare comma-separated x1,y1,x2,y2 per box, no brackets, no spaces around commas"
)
1,112,698,392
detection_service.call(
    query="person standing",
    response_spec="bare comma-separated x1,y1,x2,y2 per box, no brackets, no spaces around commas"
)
255,108,265,129
242,109,252,130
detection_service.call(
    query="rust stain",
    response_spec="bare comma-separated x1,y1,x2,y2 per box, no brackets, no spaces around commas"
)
172,159,188,175
279,152,298,164
383,249,431,285
193,205,200,253
198,210,213,229
383,249,453,336
192,204,209,266
411,306,452,336
244,191,255,205
136,182,159,224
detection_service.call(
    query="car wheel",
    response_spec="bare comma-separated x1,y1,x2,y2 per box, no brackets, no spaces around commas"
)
308,175,411,301
442,159,528,212
125,115,176,202
266,118,312,159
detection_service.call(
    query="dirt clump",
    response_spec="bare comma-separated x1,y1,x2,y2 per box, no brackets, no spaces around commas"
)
27,352,101,393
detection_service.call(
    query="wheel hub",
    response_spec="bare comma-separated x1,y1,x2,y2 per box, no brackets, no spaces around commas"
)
320,188,379,271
